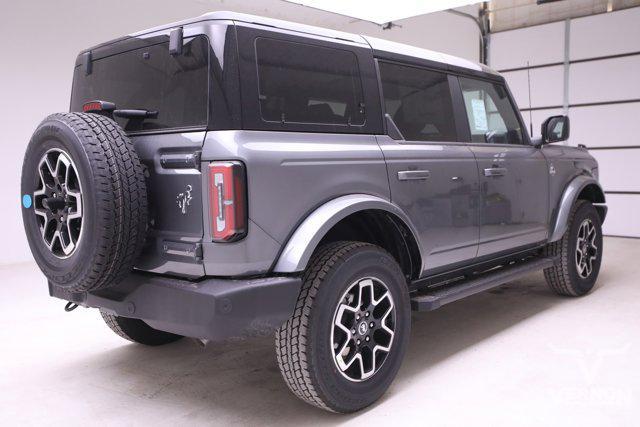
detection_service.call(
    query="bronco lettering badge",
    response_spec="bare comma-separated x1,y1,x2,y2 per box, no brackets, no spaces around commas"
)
176,184,193,214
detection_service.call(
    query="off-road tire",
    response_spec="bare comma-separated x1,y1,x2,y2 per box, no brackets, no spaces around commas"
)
275,241,411,413
100,311,183,346
21,113,148,292
544,200,603,296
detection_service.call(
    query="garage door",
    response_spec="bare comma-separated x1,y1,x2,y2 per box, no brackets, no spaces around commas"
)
489,7,640,237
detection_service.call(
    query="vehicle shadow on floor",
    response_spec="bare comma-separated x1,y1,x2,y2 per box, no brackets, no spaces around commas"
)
398,272,563,381
61,271,581,425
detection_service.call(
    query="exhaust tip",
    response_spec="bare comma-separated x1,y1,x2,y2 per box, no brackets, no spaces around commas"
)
193,338,210,348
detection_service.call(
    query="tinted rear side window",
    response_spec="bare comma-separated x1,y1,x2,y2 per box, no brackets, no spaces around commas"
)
70,36,209,132
378,61,457,142
255,38,365,126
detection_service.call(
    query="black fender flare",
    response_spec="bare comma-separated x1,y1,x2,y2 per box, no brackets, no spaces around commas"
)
549,175,606,242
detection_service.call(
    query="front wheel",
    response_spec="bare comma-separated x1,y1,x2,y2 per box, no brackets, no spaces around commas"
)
275,242,411,413
544,200,603,296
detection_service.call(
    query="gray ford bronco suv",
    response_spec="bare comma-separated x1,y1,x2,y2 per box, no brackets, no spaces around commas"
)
21,12,607,413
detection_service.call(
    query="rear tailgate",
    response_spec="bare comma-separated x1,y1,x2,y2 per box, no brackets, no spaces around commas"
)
70,34,212,278
132,132,205,278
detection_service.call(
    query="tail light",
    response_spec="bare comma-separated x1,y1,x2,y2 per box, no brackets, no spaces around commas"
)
209,161,247,242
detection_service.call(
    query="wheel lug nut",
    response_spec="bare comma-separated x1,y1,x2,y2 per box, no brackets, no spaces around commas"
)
365,312,370,317
369,322,374,328
351,329,356,334
356,315,360,320
365,336,370,342
356,339,361,345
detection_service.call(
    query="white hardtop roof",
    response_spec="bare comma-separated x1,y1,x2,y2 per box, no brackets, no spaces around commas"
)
130,11,493,75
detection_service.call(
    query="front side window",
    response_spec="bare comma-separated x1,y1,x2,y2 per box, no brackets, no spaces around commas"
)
459,77,523,145
378,61,457,142
255,38,364,126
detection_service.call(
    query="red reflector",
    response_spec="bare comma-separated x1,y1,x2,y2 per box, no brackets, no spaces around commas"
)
209,161,247,242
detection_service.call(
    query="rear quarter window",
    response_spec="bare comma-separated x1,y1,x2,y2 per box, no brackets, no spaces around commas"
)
70,35,209,133
255,38,365,126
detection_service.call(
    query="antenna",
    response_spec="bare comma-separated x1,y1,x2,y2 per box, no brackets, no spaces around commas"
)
526,61,533,137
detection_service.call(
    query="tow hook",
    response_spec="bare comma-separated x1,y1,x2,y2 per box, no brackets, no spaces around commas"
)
64,301,79,312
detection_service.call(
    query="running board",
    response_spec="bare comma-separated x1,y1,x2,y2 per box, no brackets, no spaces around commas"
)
410,256,558,311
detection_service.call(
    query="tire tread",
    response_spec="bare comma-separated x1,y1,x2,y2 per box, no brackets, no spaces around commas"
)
544,199,589,296
275,241,369,412
100,310,183,346
39,113,147,292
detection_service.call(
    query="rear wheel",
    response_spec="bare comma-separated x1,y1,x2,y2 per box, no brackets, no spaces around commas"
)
275,242,410,413
544,200,603,296
100,311,183,346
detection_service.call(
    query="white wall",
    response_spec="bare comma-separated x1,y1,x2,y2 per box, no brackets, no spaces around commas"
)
488,0,640,32
489,7,640,238
0,0,480,265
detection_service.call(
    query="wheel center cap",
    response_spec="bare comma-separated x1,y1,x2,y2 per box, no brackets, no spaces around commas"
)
43,196,67,212
357,321,368,335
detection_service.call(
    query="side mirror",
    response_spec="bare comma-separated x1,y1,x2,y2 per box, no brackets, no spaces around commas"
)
541,115,570,144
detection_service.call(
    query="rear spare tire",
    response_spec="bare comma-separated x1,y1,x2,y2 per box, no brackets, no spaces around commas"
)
21,113,148,292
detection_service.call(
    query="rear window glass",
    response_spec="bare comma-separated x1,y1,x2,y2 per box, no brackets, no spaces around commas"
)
255,38,365,126
70,36,209,132
379,61,457,142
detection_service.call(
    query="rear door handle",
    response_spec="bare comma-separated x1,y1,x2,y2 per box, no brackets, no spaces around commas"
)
398,170,431,181
484,167,507,177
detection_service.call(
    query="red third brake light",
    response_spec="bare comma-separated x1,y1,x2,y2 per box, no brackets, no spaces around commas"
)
82,100,116,113
209,161,247,242
82,101,103,112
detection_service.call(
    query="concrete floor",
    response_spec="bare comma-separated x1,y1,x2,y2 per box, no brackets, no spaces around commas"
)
1,237,639,426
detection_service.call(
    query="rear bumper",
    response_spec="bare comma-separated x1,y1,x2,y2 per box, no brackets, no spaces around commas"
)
49,273,301,341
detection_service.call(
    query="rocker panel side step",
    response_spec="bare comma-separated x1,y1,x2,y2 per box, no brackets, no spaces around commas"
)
410,256,557,311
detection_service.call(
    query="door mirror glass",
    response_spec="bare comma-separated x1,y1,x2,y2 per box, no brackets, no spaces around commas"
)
542,115,570,143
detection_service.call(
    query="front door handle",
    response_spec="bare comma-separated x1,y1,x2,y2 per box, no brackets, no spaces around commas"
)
398,170,431,181
484,167,507,177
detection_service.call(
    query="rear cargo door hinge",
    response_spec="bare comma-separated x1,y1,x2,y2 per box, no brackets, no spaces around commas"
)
82,51,92,75
169,27,184,56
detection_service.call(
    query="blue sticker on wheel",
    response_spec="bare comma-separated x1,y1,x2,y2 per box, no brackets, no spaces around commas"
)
22,194,32,209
